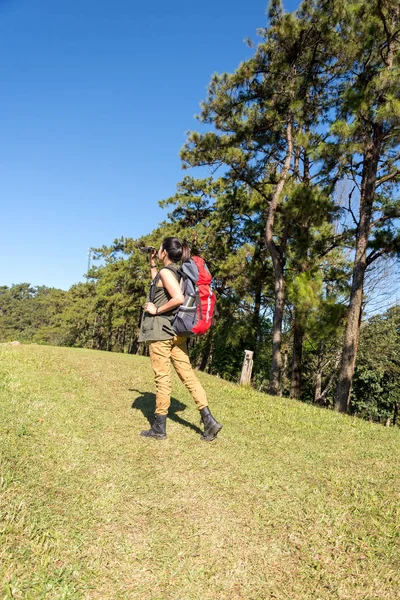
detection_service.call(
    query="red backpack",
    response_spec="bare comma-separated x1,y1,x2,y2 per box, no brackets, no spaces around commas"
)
167,257,216,336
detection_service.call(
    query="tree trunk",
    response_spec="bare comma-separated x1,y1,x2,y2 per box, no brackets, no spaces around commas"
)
266,120,293,396
106,309,113,352
334,257,366,412
251,243,263,352
91,315,98,350
199,332,212,371
314,344,324,403
315,334,342,405
393,402,399,427
334,132,382,412
290,321,304,399
315,370,322,404
252,277,262,352
128,330,137,354
268,265,285,395
121,322,127,352
281,344,289,396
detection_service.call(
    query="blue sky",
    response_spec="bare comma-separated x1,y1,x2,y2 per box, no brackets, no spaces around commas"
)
0,0,299,289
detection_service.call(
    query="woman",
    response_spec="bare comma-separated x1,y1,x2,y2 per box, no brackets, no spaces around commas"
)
138,237,222,442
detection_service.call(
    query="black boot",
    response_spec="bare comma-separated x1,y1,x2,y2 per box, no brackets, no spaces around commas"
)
200,407,222,442
140,414,167,440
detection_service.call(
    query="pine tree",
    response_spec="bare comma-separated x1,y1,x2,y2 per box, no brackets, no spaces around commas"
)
181,0,339,394
318,0,400,412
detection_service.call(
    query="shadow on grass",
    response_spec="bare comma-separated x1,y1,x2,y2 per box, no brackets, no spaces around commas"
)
129,389,202,434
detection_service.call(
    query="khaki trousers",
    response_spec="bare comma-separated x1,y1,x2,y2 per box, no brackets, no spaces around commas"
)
149,336,208,415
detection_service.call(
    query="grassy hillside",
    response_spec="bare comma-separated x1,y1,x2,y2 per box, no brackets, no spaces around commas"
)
0,344,399,600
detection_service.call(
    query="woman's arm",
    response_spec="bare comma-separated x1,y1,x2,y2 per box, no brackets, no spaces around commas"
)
144,268,184,315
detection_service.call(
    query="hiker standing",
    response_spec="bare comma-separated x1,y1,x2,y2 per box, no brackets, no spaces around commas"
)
138,237,222,441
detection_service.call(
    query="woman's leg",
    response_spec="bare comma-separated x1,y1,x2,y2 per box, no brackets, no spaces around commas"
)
171,336,222,441
170,336,208,410
149,339,173,415
140,339,173,439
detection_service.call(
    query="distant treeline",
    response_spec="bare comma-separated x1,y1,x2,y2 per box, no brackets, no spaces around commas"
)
1,244,399,427
2,0,400,426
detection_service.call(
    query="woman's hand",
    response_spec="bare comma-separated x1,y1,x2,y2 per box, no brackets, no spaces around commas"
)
149,248,157,262
144,302,157,315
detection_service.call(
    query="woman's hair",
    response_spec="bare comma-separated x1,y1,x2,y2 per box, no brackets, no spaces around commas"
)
162,237,190,263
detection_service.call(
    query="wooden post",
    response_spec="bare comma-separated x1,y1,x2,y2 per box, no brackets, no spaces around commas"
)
240,350,254,385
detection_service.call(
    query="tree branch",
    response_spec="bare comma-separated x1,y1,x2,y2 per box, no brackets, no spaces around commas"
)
342,185,359,228
366,249,385,266
371,212,400,229
376,169,400,188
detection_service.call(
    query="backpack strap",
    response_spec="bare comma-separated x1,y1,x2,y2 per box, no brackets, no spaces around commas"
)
149,265,181,303
162,265,182,281
195,287,202,319
149,274,161,303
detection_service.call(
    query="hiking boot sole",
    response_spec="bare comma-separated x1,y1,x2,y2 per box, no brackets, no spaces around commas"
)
140,431,167,440
200,423,222,442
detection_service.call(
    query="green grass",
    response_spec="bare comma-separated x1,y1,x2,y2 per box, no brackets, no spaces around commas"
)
0,344,399,600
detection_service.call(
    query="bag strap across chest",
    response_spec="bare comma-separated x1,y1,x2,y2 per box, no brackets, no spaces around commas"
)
149,265,181,303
